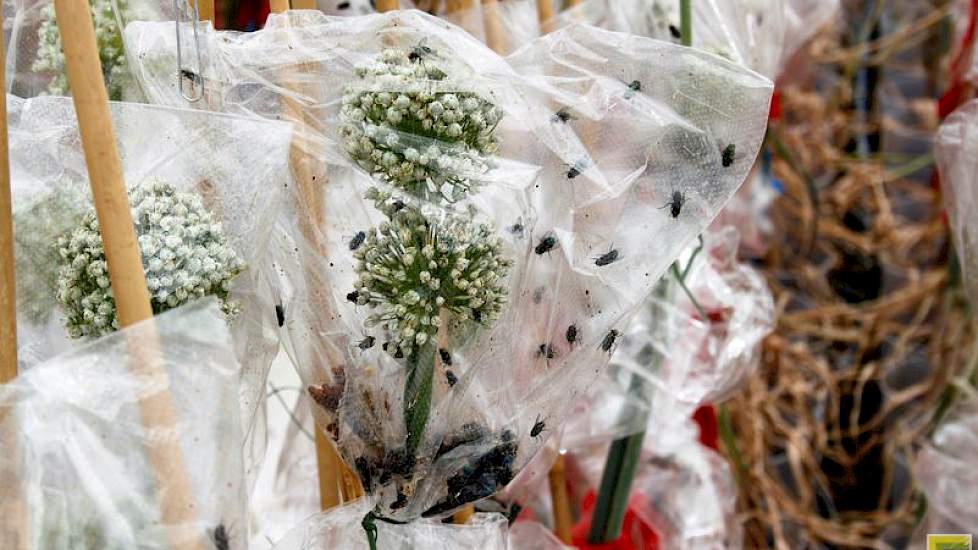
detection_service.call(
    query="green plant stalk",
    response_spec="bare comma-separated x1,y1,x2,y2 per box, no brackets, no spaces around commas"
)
588,278,672,543
680,0,692,47
404,344,437,455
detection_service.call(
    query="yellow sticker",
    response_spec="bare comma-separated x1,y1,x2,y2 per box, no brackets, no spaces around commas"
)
928,534,973,550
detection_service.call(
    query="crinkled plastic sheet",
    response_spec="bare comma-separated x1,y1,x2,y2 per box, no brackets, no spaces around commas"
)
549,0,839,79
508,520,572,550
0,300,248,549
937,99,978,308
271,497,509,549
3,0,168,99
7,95,292,480
913,401,978,541
125,10,772,520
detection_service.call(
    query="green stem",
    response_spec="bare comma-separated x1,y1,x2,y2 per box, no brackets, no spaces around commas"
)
588,279,672,543
404,345,436,456
680,0,692,47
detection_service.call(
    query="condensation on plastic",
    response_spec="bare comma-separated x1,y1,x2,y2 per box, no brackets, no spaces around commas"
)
912,401,978,541
7,95,292,482
936,99,978,308
550,0,839,79
271,497,510,549
0,300,248,550
125,10,772,519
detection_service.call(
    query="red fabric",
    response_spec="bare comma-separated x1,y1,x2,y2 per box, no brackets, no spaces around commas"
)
571,490,659,550
768,89,782,121
939,0,978,118
693,404,719,451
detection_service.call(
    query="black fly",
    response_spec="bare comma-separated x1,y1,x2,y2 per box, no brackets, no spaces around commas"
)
212,524,229,550
660,190,686,219
445,370,458,387
565,158,589,179
349,231,366,251
624,79,642,99
551,107,576,124
721,143,736,167
535,235,558,255
439,348,453,366
594,247,621,267
530,415,547,438
346,290,360,304
509,219,525,237
538,343,555,360
669,24,682,40
565,324,578,345
600,329,620,353
472,309,483,323
358,336,376,350
275,303,285,327
391,199,406,213
408,39,434,63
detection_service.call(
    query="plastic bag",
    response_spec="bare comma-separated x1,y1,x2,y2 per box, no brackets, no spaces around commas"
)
125,10,772,520
913,401,978,541
0,300,248,549
271,497,510,549
7,95,293,480
936,99,978,307
3,0,169,99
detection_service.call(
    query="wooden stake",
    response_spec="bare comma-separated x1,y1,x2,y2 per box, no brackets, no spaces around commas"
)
548,454,573,544
0,33,15,387
54,2,204,548
376,0,400,11
536,0,554,30
453,506,475,524
197,0,214,23
269,0,289,14
482,0,507,53
291,0,316,9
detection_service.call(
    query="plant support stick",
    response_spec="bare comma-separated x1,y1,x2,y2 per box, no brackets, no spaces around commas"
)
54,2,204,548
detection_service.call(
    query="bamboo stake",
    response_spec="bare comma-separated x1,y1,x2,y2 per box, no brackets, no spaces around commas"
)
54,2,205,549
482,0,507,53
269,0,289,14
376,0,400,11
291,0,316,8
548,454,573,544
536,0,553,32
197,0,214,23
0,37,15,388
0,29,30,550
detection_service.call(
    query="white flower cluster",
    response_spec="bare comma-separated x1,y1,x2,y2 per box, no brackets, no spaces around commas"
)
351,189,511,355
339,48,502,202
32,0,131,100
56,179,243,338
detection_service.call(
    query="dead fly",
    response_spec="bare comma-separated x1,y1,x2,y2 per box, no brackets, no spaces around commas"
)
565,324,578,345
600,329,620,353
669,24,682,40
439,348,453,366
445,370,458,387
535,235,558,255
346,290,361,304
472,309,484,323
358,335,376,350
551,107,576,124
212,524,230,550
624,79,642,99
660,190,687,219
508,219,525,238
721,143,736,167
530,415,547,438
408,39,434,63
565,158,589,179
594,246,621,267
538,343,555,360
349,230,366,251
275,303,285,327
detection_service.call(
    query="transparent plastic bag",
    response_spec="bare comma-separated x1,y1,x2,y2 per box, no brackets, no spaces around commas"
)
936,99,978,307
913,401,978,541
3,0,167,99
0,300,248,549
7,95,293,476
509,520,572,550
271,497,510,549
125,10,772,520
